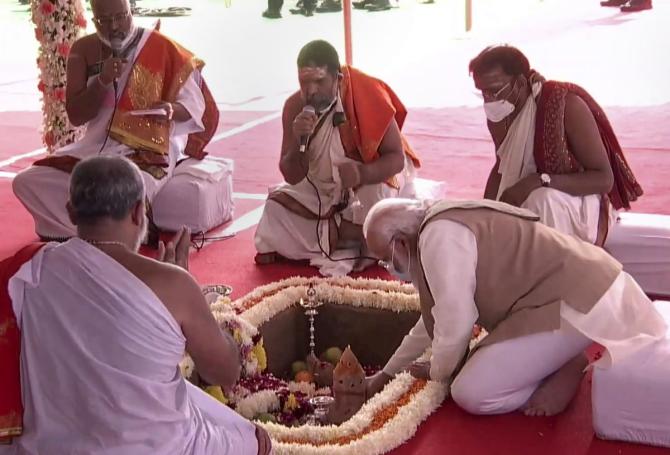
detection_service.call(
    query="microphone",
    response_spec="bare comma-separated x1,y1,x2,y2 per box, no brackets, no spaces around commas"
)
110,37,123,92
299,105,316,153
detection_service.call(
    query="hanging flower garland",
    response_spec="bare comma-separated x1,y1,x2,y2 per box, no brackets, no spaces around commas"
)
32,0,87,152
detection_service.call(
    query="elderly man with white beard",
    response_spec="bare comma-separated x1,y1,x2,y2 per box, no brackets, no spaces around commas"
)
363,198,666,417
0,157,270,454
12,0,219,241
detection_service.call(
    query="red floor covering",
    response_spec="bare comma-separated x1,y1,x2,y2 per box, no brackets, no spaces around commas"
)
1,105,669,454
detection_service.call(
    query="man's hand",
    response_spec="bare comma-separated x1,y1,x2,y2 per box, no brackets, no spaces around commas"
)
255,424,272,455
158,227,191,270
338,162,363,189
99,57,128,86
365,371,392,398
499,174,541,207
291,108,318,144
408,361,430,380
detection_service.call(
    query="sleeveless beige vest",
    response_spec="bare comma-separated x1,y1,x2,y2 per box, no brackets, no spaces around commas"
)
416,200,622,351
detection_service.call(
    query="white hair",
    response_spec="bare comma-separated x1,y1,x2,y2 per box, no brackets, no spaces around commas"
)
363,198,433,244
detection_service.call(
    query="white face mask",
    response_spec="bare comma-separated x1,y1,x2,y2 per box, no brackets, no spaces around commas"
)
379,238,412,282
483,99,516,123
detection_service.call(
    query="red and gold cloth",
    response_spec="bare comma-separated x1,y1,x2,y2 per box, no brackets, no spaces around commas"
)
534,81,643,211
0,243,46,444
35,31,218,178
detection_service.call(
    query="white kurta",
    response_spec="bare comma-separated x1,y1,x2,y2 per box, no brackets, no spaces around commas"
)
6,239,257,455
254,96,414,276
495,84,614,244
383,219,667,413
12,28,206,239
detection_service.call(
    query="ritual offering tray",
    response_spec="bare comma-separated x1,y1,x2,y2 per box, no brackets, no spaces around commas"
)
182,277,461,454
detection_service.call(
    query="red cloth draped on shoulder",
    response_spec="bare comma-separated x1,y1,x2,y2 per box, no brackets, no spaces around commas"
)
534,81,643,210
0,243,46,443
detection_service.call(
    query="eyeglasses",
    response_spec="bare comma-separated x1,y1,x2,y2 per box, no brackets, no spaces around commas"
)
480,82,512,101
93,11,131,27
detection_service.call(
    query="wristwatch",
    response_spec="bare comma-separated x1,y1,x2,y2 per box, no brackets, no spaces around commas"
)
540,173,551,187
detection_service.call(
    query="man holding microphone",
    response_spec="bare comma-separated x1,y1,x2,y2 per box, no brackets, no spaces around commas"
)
254,40,420,275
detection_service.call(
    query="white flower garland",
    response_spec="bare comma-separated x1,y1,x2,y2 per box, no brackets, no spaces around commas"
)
236,276,420,327
188,277,450,454
261,373,448,455
32,0,86,151
236,390,281,420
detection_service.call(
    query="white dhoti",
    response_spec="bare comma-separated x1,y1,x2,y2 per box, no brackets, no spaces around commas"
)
12,28,206,239
494,82,612,244
12,165,165,239
451,272,666,415
382,220,667,415
255,96,414,276
6,239,257,454
521,187,612,244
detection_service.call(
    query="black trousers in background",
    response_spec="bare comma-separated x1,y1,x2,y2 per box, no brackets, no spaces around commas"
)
267,0,317,13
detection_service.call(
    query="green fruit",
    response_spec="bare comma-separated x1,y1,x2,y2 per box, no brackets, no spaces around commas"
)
323,347,343,365
256,412,277,423
291,360,308,375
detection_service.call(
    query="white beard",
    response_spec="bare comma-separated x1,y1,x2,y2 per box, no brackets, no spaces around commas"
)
97,24,138,53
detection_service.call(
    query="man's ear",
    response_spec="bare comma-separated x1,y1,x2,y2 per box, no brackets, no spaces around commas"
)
130,199,144,226
66,201,77,226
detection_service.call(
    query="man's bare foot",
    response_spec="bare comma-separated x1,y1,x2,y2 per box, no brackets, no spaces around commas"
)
522,353,588,417
353,257,377,272
352,243,377,272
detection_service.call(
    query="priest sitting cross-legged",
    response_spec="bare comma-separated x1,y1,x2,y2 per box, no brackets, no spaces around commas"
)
12,0,219,242
0,157,270,454
470,45,643,246
363,198,667,416
254,40,420,276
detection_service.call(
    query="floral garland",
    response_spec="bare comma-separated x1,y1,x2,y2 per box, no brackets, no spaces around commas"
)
233,276,420,327
180,297,266,379
32,0,86,151
184,277,487,454
262,373,447,455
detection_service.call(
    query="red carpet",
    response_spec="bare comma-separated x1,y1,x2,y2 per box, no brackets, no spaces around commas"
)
1,105,669,454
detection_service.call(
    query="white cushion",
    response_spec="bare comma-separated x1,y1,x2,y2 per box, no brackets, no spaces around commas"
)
592,301,670,448
606,213,670,297
152,157,234,233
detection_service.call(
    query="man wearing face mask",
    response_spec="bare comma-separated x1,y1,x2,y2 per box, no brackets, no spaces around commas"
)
13,0,219,241
254,40,420,275
0,157,270,454
470,45,642,246
363,198,667,417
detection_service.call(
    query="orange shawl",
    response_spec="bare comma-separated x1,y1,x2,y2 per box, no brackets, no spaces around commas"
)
109,30,218,177
0,243,46,444
338,65,420,175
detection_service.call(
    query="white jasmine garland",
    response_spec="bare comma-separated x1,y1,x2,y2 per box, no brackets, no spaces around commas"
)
185,278,450,453
235,390,281,420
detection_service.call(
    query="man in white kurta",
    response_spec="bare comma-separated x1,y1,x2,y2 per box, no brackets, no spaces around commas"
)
364,199,667,416
2,156,264,454
13,0,207,240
